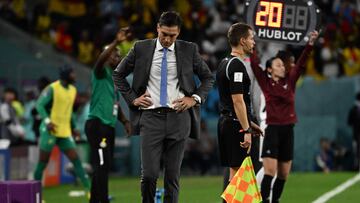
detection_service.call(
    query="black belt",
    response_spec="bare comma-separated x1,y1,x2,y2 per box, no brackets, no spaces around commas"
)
221,112,239,121
221,111,236,117
148,107,176,114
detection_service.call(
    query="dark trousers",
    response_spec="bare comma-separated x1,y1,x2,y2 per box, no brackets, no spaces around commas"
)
85,118,115,203
140,110,191,203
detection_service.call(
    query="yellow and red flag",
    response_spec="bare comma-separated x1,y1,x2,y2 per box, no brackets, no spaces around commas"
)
222,156,262,203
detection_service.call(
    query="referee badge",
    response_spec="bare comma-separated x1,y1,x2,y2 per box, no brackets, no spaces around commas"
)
100,138,107,148
234,72,243,82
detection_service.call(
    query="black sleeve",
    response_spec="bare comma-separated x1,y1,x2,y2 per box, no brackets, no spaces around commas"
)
228,59,247,95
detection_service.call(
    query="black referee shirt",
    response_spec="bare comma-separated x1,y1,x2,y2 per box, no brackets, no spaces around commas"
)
216,56,252,119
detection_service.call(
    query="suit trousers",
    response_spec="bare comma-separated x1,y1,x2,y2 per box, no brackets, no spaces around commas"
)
139,109,191,203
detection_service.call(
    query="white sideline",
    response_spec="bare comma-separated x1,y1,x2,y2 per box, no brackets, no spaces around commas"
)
312,173,360,203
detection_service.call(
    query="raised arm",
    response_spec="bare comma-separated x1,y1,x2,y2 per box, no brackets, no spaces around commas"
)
113,43,138,107
289,31,319,83
94,28,130,76
250,49,267,89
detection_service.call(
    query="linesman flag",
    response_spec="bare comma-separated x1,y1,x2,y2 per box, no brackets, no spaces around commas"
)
222,156,262,203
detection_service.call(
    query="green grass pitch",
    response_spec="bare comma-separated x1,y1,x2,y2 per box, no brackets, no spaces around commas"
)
42,172,359,203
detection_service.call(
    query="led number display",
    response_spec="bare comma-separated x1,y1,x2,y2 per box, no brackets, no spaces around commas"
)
245,0,321,45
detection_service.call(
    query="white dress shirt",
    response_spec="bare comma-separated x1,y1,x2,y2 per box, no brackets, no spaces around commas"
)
144,39,185,109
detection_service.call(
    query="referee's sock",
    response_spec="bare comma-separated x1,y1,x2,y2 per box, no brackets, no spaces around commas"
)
72,158,91,190
261,174,273,203
272,178,286,203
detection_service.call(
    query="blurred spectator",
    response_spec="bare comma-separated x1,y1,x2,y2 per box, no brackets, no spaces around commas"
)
342,39,360,76
334,0,357,23
348,92,360,170
10,0,27,29
314,137,334,173
319,42,342,78
33,3,52,43
73,92,90,141
22,89,37,142
31,76,51,139
0,1,16,21
202,7,231,60
0,87,25,145
48,0,86,18
331,140,352,171
77,30,95,65
55,22,73,54
99,0,123,17
127,3,157,39
314,137,353,172
10,89,24,118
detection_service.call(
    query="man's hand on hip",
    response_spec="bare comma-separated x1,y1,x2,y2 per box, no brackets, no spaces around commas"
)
132,92,153,108
173,97,196,113
46,122,57,134
72,129,81,141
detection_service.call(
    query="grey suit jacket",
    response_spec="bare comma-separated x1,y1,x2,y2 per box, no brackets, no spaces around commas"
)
113,39,214,139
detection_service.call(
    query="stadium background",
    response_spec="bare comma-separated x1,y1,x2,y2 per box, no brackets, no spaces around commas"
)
0,0,360,202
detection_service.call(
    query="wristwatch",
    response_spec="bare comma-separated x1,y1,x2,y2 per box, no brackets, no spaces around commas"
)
240,127,252,134
191,96,201,104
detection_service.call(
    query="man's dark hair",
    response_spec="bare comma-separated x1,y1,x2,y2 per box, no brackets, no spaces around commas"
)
4,87,17,95
227,23,252,47
276,50,294,63
158,11,182,28
59,64,74,80
4,87,18,99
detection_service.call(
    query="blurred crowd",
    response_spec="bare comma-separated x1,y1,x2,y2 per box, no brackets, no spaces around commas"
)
314,137,353,172
1,0,360,78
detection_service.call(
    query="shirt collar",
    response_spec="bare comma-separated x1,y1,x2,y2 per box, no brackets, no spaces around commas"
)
156,38,175,52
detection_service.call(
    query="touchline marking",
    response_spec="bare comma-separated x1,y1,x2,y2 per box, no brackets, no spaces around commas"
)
312,173,360,203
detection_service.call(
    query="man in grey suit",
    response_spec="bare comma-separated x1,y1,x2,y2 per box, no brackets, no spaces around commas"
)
113,11,214,203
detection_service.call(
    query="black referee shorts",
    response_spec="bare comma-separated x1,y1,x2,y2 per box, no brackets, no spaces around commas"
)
217,116,248,167
261,124,294,161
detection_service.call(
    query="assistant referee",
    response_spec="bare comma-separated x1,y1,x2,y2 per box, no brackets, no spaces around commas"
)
216,23,262,194
250,31,319,203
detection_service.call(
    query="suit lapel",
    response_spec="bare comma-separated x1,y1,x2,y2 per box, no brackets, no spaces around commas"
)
145,39,157,76
175,40,183,76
